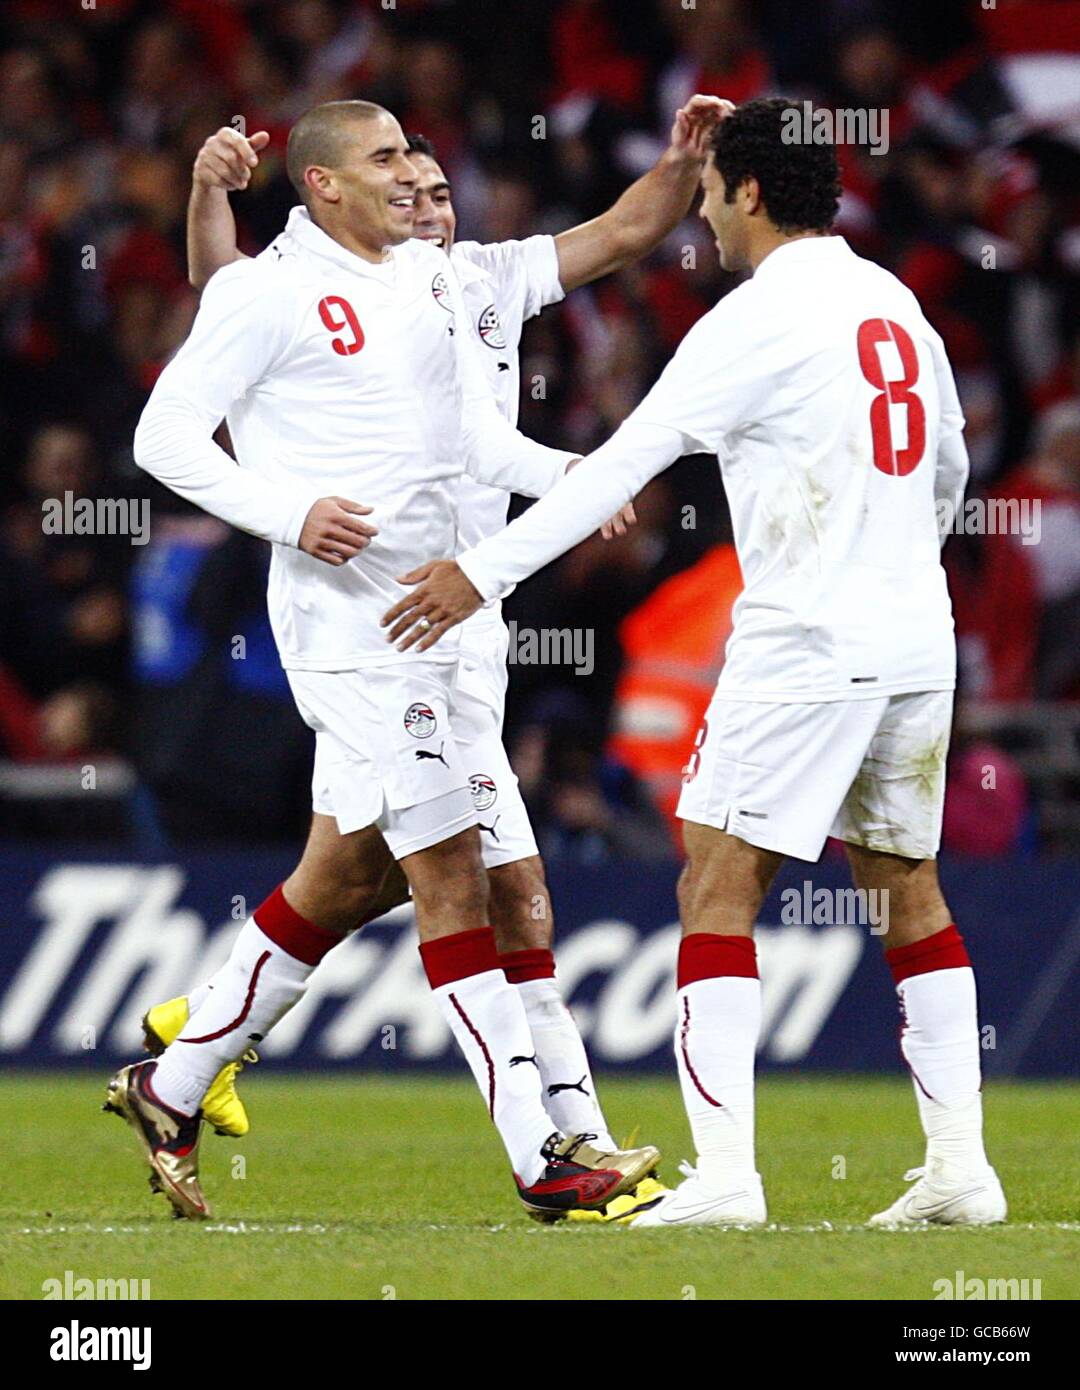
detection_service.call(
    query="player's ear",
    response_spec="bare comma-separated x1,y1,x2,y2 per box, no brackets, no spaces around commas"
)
305,166,339,205
741,175,763,216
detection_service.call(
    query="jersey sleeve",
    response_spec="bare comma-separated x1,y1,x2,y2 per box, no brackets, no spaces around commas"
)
459,235,565,322
133,261,317,547
927,327,970,545
457,417,689,601
445,257,576,497
632,290,765,454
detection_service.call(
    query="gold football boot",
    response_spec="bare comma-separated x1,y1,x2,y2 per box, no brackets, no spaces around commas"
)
103,1061,211,1220
520,1132,662,1222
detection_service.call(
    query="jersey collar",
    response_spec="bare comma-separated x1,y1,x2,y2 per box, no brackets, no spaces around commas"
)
284,205,401,279
753,234,854,280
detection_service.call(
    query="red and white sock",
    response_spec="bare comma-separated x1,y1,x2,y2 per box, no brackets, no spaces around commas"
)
421,929,555,1187
152,886,338,1116
887,923,989,1178
674,933,761,1191
501,948,616,1151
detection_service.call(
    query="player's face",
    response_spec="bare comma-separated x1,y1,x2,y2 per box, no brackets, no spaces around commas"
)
700,154,749,273
329,112,419,249
410,154,456,253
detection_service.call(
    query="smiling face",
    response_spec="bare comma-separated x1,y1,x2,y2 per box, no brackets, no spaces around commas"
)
699,151,753,273
302,109,419,255
409,152,456,253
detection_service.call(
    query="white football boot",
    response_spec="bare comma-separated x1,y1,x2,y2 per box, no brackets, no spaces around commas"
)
631,1161,767,1228
869,1163,1007,1227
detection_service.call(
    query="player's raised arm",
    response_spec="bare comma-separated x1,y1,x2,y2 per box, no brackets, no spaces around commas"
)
553,95,733,293
134,263,376,564
187,127,267,290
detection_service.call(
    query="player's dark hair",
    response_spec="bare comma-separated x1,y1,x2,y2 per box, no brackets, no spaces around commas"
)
406,133,439,161
286,100,391,202
710,98,841,234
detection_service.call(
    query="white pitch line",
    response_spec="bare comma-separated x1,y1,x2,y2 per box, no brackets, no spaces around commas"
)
12,1221,1080,1237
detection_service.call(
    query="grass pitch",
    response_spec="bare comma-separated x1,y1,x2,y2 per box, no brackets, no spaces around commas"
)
1,1072,1076,1301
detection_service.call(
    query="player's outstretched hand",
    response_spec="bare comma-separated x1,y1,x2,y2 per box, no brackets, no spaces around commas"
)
601,501,638,540
193,127,270,191
671,95,735,160
299,497,378,566
382,560,483,652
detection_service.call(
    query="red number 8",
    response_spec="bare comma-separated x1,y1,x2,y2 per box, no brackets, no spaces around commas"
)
683,717,709,784
856,318,926,476
318,295,365,356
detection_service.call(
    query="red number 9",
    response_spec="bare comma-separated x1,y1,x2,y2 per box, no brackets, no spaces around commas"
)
318,295,365,356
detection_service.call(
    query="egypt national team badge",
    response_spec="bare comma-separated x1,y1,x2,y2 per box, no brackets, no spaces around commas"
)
469,773,498,811
478,304,506,349
404,702,437,738
431,273,452,310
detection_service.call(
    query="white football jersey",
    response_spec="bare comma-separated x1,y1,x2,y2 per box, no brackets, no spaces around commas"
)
450,236,565,551
133,207,572,671
458,236,970,702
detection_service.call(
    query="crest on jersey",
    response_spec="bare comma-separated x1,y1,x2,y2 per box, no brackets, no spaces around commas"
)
431,273,453,310
477,304,506,349
404,702,437,738
469,773,498,811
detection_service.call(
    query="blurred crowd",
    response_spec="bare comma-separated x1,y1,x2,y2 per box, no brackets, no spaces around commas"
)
1,0,1078,855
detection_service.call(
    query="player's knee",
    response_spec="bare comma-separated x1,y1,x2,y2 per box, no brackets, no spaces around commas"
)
355,860,411,928
488,857,552,951
326,879,385,933
409,831,490,920
415,872,488,923
676,861,702,928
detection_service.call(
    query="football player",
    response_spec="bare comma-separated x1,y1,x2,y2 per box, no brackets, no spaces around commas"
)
385,98,1006,1230
111,100,661,1222
140,93,728,1224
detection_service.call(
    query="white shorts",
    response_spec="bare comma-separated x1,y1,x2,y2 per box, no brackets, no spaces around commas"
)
452,615,540,869
289,662,476,860
677,690,953,862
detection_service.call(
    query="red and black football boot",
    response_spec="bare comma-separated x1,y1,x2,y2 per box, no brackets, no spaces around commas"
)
103,1060,211,1220
518,1131,662,1223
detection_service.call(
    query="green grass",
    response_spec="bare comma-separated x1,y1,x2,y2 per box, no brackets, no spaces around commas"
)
1,1072,1077,1300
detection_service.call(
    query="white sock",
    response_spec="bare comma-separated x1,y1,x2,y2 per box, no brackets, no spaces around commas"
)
422,928,560,1186
675,977,761,1190
431,969,556,1186
152,916,314,1115
516,977,616,1150
897,966,989,1176
186,983,211,1015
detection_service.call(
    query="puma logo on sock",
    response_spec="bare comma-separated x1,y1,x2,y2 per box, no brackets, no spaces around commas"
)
548,1076,589,1097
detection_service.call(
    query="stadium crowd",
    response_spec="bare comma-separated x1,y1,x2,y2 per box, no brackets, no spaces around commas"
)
1,0,1078,853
